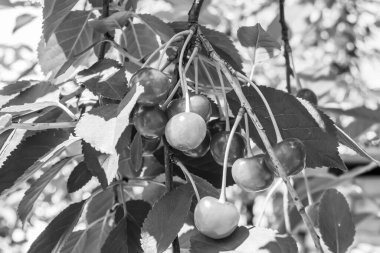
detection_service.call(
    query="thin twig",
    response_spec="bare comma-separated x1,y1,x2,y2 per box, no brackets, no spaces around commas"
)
279,0,292,94
1,122,76,134
99,0,112,59
188,0,205,24
283,182,291,234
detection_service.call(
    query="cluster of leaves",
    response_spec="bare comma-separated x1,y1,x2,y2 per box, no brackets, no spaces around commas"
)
0,0,380,253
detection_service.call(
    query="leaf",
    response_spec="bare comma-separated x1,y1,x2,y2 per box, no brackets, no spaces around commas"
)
13,13,36,33
0,114,12,129
138,14,175,42
86,188,114,224
77,59,128,100
227,86,347,171
102,200,151,253
237,24,281,63
335,125,380,166
43,0,80,42
169,22,243,71
60,231,83,253
322,106,380,123
130,132,143,172
2,137,81,195
191,174,219,199
67,161,93,193
89,11,132,34
2,82,59,108
18,158,73,224
82,141,108,188
0,129,70,196
318,189,355,253
63,221,112,253
27,200,86,253
0,80,32,96
190,226,298,253
39,11,95,78
121,23,159,72
141,183,194,253
1,102,61,116
75,105,119,154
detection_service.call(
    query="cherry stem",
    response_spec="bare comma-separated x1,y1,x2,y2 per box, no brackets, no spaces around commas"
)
161,47,198,110
256,179,282,227
197,28,324,253
178,31,194,113
117,172,128,217
129,19,143,59
194,57,199,94
219,107,245,203
283,182,291,234
289,51,302,89
244,113,253,157
199,58,225,126
302,170,314,205
217,66,231,132
173,158,201,202
237,72,282,143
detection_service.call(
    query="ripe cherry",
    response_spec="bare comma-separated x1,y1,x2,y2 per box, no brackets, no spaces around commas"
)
165,112,206,151
182,131,211,158
142,136,161,154
296,88,318,105
130,68,170,106
264,138,306,176
207,118,241,136
166,95,212,122
210,131,246,166
231,154,274,192
194,196,239,239
133,106,168,138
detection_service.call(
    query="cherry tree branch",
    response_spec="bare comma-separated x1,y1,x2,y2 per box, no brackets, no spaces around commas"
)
188,0,205,24
279,0,292,94
196,28,324,252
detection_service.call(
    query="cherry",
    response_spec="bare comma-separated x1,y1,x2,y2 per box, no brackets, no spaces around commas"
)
166,95,212,122
194,196,239,239
182,131,211,158
296,88,318,105
165,112,207,151
133,106,168,138
264,138,306,176
142,136,161,154
207,118,241,136
130,67,171,106
231,154,274,192
210,131,246,166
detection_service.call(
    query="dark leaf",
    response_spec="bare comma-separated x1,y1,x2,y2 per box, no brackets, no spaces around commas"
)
192,174,219,198
43,0,80,41
13,13,37,33
60,231,83,253
318,189,355,253
322,106,380,122
88,0,102,7
130,132,143,172
237,24,281,63
2,82,59,108
27,200,86,253
190,226,298,253
227,86,347,171
121,23,159,72
18,158,72,224
102,200,151,253
141,183,194,253
138,14,175,42
82,141,108,189
89,11,132,34
0,80,32,96
0,129,70,196
86,187,114,224
77,59,128,100
67,161,93,193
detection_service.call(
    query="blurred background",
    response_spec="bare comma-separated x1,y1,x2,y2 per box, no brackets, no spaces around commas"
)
0,0,380,252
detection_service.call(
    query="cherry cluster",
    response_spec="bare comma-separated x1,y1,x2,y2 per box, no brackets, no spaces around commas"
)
129,66,314,239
